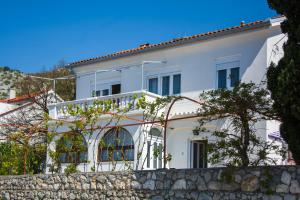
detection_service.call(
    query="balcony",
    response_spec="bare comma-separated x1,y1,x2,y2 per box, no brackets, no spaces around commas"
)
48,90,161,119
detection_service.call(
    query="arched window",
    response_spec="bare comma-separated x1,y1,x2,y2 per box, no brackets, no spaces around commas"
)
149,128,162,137
56,132,88,164
98,128,134,162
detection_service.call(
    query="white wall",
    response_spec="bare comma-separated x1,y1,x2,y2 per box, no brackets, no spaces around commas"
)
76,73,93,99
73,24,282,103
121,67,142,93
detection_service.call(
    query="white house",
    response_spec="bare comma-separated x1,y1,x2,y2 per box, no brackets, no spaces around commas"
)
46,16,287,173
0,90,63,142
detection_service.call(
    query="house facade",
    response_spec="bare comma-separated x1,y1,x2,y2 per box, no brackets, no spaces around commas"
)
0,90,63,142
47,16,287,173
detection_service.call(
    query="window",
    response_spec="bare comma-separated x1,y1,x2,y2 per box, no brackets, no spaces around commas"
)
92,82,122,97
152,143,163,169
148,73,181,96
191,140,207,168
216,61,240,89
162,76,170,96
93,89,109,97
146,128,163,169
148,78,158,94
102,89,109,96
149,128,162,137
98,128,134,162
56,132,88,164
111,84,121,94
173,74,181,95
96,90,101,97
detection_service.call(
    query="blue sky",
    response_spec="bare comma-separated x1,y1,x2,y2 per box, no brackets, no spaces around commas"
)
0,0,277,73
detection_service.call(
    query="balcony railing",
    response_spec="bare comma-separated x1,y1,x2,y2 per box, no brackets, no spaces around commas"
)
48,90,161,119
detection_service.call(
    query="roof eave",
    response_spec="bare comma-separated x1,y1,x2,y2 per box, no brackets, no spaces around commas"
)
67,20,271,69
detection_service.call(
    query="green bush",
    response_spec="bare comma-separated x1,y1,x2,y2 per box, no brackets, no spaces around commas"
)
0,142,46,175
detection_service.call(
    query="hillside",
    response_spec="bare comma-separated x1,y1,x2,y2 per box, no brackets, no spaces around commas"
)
0,66,75,101
0,67,23,100
28,68,76,101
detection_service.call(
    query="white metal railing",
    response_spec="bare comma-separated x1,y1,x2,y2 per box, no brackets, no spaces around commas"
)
48,90,161,119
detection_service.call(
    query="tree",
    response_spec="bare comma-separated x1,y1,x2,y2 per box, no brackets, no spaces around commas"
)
197,83,286,167
0,91,51,174
16,67,76,101
0,142,45,175
266,0,300,164
0,78,57,174
47,94,173,173
47,97,138,173
0,65,74,174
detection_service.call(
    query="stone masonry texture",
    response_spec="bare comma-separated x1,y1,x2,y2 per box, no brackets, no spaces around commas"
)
1,166,300,200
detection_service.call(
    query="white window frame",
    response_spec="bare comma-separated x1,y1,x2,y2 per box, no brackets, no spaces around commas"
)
146,134,163,169
190,140,208,169
91,81,121,97
216,60,240,90
146,71,181,96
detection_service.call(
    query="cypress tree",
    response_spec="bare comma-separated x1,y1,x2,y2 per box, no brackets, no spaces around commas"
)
267,0,300,164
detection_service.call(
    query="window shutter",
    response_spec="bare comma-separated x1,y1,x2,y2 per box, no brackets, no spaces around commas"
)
173,74,181,95
148,78,158,94
218,69,227,89
162,76,170,96
230,67,240,87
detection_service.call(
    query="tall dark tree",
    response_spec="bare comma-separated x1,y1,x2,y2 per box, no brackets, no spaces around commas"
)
267,0,300,163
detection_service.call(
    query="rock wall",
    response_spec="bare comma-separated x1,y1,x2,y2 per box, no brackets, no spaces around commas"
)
1,166,300,200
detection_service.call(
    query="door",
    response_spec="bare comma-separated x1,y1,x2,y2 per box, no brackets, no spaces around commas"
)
191,140,207,168
111,84,121,94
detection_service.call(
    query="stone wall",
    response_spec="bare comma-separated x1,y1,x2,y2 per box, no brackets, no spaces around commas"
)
1,166,300,200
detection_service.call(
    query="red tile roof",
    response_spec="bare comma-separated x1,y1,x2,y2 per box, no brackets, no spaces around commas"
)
0,92,41,104
68,18,274,67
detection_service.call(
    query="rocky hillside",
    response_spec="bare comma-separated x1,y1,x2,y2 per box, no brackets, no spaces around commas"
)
26,67,76,101
0,67,23,100
0,66,75,101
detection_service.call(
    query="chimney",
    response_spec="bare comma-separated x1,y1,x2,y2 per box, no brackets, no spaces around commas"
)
9,89,16,99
